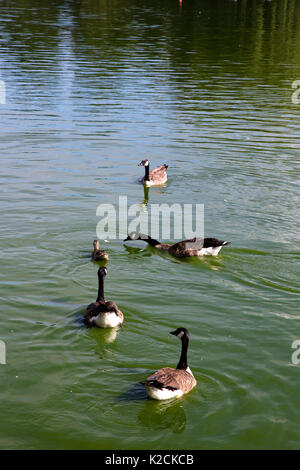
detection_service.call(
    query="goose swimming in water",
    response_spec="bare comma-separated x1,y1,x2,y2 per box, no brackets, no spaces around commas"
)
124,232,230,258
138,159,168,186
84,267,123,328
91,239,109,261
140,328,196,400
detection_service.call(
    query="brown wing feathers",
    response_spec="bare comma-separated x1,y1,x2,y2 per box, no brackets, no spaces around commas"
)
169,237,230,257
149,164,168,180
141,367,196,393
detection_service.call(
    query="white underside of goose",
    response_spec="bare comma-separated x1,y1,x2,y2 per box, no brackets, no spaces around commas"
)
197,246,223,256
90,312,122,328
141,176,168,186
146,386,183,400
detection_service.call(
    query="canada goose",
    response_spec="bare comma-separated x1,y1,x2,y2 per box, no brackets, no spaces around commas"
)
138,159,168,186
140,328,196,400
91,239,109,261
84,267,123,328
124,232,230,257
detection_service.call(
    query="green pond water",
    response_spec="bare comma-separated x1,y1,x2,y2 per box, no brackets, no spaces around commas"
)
0,0,300,450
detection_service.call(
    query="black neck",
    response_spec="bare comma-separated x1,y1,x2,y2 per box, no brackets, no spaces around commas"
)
144,165,150,181
176,336,189,370
97,273,105,302
144,235,160,247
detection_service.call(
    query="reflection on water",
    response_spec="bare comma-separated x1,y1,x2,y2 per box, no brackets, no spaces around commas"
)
138,398,186,434
123,240,225,271
139,184,168,210
87,326,120,347
117,383,147,402
140,185,150,209
91,258,109,267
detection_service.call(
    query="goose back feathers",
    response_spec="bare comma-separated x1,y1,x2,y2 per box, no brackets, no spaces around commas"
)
143,368,196,399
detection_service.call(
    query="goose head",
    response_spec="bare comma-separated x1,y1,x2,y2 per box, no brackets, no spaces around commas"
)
98,266,107,278
123,231,143,242
138,159,149,167
93,239,100,250
170,327,189,340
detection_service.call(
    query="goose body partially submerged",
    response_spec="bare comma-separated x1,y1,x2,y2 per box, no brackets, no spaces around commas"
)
91,240,109,261
124,232,230,258
138,159,168,186
84,267,123,328
141,328,196,400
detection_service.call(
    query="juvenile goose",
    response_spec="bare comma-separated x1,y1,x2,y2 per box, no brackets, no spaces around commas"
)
141,328,196,400
124,232,230,258
138,159,168,186
84,267,123,328
91,239,109,261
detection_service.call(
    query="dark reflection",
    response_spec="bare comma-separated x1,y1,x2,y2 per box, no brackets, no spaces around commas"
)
141,185,150,208
2,1,300,63
1,0,299,92
117,382,147,402
140,185,168,211
138,398,187,434
1,0,299,149
73,310,86,329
